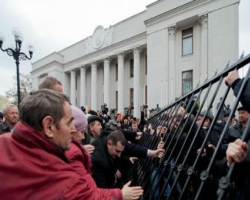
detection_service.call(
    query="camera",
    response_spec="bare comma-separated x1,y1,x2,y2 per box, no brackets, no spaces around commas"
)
101,103,109,115
143,104,148,109
81,106,86,113
130,106,134,109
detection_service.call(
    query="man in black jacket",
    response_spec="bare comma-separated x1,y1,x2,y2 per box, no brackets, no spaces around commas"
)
220,69,250,199
91,130,164,188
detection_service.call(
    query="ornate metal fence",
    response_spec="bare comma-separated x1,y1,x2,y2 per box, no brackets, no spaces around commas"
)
131,53,250,200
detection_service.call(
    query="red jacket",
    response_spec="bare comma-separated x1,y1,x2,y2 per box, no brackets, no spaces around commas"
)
0,122,122,200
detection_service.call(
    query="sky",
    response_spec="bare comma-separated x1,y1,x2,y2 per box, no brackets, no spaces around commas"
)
0,0,249,96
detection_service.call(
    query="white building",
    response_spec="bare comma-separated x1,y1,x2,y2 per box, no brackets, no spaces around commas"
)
31,0,239,118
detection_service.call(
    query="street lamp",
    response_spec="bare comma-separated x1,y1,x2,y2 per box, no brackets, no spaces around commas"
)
0,31,33,108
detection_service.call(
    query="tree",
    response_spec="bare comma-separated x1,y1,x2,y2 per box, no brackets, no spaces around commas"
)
0,95,10,110
5,73,32,106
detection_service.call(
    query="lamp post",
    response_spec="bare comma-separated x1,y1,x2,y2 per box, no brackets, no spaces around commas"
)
0,31,33,108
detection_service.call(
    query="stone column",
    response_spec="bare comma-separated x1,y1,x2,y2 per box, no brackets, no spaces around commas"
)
70,70,76,105
168,25,176,102
199,14,208,82
118,53,124,113
91,62,97,111
133,47,141,118
199,14,209,108
104,58,110,107
80,66,86,107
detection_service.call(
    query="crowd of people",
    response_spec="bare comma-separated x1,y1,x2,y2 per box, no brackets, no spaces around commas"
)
0,69,249,199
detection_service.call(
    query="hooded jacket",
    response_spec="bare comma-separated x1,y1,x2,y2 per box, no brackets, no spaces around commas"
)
0,121,122,200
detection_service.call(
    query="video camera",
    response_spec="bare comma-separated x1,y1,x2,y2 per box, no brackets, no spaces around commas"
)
81,106,86,113
101,103,109,115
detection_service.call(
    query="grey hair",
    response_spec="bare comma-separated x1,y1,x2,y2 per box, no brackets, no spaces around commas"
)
2,104,18,115
19,89,70,131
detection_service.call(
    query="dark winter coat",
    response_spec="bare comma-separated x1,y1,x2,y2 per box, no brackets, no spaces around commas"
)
91,135,148,188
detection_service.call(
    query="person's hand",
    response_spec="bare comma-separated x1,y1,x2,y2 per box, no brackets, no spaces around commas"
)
197,144,215,157
156,126,162,135
148,123,152,130
148,148,165,158
122,181,143,200
226,139,248,167
129,157,138,164
136,132,142,140
157,139,164,149
83,144,95,154
225,70,239,87
115,170,121,179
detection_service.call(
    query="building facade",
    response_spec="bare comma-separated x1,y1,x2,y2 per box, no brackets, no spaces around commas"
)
31,0,239,118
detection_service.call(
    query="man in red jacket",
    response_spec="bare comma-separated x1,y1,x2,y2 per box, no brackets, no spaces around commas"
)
0,89,143,200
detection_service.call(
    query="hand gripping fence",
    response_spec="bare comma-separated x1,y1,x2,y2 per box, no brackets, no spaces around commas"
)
127,53,250,200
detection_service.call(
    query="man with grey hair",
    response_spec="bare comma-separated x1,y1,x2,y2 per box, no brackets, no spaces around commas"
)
0,89,143,200
0,104,19,134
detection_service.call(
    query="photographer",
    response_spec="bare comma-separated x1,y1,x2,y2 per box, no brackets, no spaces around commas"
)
99,103,111,127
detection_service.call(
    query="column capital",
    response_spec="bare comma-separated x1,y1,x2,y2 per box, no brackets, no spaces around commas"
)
91,63,97,73
133,47,141,58
104,57,110,65
168,25,176,40
199,14,208,30
117,52,124,62
70,70,76,75
80,66,86,72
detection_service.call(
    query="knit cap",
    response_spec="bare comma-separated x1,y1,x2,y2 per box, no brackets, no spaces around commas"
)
71,105,88,131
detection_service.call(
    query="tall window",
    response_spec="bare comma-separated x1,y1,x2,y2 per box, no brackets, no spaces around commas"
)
182,70,193,95
130,88,134,106
130,59,134,77
115,63,118,81
182,28,193,55
145,85,148,105
145,55,147,75
115,91,118,109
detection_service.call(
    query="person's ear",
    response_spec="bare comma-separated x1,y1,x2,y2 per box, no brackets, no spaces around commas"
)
107,140,112,146
42,116,55,138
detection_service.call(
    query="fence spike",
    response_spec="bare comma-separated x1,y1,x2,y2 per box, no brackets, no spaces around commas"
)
240,51,244,59
195,81,200,88
225,60,230,69
214,69,218,76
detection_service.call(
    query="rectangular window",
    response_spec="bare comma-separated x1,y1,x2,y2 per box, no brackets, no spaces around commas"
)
115,63,118,81
130,88,134,106
130,59,134,77
145,55,147,75
115,91,118,109
182,70,193,95
182,28,193,55
145,85,148,105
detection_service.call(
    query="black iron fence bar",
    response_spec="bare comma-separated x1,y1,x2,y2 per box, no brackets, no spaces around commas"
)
159,88,203,199
193,74,232,199
217,116,250,200
197,65,250,199
135,54,250,199
179,68,227,199
164,81,214,199
142,101,186,199
216,66,250,199
153,93,199,199
136,105,176,187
